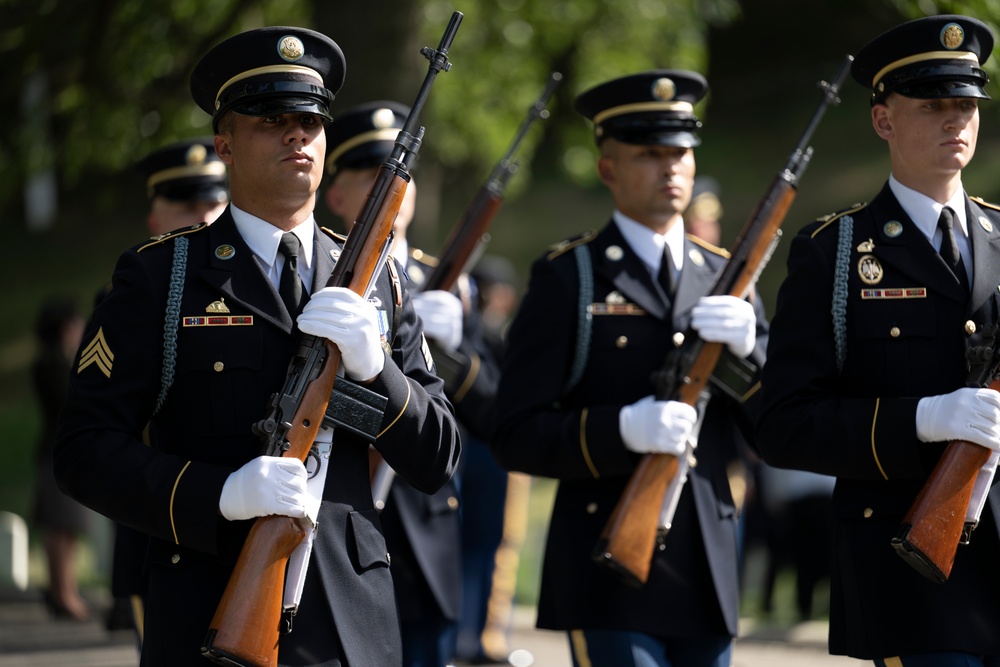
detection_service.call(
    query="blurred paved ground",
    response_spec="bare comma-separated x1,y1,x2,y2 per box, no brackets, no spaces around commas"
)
0,587,868,667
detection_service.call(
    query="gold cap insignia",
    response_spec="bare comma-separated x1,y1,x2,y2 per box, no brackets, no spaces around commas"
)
215,244,236,260
372,108,396,129
605,245,624,261
857,255,884,285
883,221,903,238
857,239,875,253
688,248,705,267
186,144,207,165
941,23,965,50
651,77,676,101
277,35,305,62
206,299,230,314
979,216,993,232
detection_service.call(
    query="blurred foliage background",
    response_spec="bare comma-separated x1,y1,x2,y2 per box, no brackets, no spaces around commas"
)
3,0,1000,608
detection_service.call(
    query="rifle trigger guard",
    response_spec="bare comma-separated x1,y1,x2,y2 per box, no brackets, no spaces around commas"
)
306,441,332,480
961,520,977,545
280,605,296,635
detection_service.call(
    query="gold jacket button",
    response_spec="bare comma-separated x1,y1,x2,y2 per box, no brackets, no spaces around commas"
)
863,508,873,519
966,320,977,335
213,361,225,372
171,554,181,564
672,332,685,347
615,336,628,349
889,327,900,338
586,502,598,514
447,496,459,510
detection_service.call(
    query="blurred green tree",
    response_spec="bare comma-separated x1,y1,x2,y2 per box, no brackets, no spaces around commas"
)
0,0,311,226
0,0,741,230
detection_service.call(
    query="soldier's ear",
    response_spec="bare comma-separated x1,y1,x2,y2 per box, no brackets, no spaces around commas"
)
214,135,233,165
872,104,893,141
597,156,616,187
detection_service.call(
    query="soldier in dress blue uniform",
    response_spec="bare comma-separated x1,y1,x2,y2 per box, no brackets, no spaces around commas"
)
54,26,459,667
491,70,768,667
135,137,230,236
756,15,1000,667
103,136,232,640
325,100,509,667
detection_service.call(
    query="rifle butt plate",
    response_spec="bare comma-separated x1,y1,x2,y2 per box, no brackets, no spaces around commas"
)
591,539,646,589
890,525,948,584
201,630,263,666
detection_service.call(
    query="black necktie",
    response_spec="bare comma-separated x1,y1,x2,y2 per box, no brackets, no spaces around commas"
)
937,206,970,292
657,249,677,297
278,232,306,317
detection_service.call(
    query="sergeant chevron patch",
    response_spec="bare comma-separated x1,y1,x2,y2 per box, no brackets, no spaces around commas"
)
78,327,114,378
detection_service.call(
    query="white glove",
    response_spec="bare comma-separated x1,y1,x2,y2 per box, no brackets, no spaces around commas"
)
411,290,463,352
219,456,319,522
691,295,756,358
916,387,1000,451
619,395,697,456
297,286,386,381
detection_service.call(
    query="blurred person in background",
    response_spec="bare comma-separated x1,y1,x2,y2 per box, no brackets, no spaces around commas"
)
470,254,519,348
135,137,229,237
458,253,529,665
492,70,768,667
325,100,469,667
682,176,722,246
755,464,835,621
31,296,88,620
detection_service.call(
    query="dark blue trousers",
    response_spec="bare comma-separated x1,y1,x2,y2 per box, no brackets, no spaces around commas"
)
401,617,457,667
568,629,732,667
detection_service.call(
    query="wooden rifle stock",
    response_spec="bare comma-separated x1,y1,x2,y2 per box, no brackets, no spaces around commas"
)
201,182,406,667
892,328,1000,583
422,71,561,293
593,55,853,587
370,72,560,505
201,12,462,666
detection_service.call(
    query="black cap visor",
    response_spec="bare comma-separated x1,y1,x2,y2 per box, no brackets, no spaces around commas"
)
877,61,990,102
892,78,990,100
158,180,228,203
215,80,334,128
601,114,702,148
